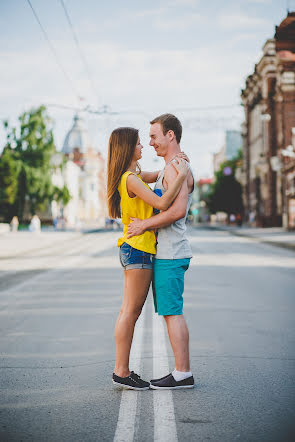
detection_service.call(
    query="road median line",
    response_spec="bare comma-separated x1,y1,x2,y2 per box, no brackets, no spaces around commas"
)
113,303,146,442
153,312,178,442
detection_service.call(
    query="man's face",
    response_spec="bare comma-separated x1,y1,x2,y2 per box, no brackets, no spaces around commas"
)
149,123,170,157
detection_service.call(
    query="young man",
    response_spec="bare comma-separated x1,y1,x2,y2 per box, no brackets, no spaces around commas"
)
127,113,195,389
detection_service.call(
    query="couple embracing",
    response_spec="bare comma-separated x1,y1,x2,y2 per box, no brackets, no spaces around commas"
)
107,113,195,390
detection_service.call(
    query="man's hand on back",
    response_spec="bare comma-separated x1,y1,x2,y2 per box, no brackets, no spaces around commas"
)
127,162,190,236
127,217,146,238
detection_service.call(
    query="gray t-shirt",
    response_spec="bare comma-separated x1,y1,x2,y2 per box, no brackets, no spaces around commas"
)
154,163,194,260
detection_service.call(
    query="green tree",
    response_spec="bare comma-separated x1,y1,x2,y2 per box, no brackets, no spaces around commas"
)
208,151,244,219
0,147,22,221
0,106,71,222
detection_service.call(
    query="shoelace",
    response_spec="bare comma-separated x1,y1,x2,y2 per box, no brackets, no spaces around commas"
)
130,371,141,380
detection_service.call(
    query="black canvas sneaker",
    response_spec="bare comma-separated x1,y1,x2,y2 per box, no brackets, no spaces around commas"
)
112,371,150,390
150,373,171,383
150,373,195,390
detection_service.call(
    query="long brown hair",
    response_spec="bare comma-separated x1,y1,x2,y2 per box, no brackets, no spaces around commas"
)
107,127,139,218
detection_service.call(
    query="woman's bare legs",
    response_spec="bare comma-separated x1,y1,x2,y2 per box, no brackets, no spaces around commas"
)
114,268,152,377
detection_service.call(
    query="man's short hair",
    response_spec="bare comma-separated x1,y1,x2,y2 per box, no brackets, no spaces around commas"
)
150,113,182,143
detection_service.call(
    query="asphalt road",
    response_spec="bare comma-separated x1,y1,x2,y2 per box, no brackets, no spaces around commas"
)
0,228,294,442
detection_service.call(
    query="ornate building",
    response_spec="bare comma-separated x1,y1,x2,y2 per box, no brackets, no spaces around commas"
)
59,114,106,227
241,12,295,228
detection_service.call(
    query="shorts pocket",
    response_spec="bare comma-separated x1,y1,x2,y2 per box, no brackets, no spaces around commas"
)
143,252,152,265
120,243,132,267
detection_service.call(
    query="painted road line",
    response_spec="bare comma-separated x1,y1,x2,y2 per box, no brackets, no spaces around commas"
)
113,302,146,442
153,312,178,442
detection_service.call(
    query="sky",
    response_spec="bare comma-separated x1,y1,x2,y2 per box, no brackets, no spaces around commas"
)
0,0,292,178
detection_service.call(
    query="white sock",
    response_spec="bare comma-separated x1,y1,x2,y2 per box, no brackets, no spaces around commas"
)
172,368,192,382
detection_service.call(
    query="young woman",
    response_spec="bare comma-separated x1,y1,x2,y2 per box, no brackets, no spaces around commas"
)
107,127,188,390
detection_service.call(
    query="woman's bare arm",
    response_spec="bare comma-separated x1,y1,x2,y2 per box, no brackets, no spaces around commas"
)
140,171,160,183
140,152,190,183
127,159,188,211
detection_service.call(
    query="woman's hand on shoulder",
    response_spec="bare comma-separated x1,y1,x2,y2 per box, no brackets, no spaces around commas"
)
170,158,189,178
176,151,190,163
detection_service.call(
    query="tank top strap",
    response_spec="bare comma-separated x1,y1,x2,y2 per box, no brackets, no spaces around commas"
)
120,171,137,194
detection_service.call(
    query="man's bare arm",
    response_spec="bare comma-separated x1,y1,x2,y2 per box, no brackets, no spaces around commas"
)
127,164,189,237
140,171,160,183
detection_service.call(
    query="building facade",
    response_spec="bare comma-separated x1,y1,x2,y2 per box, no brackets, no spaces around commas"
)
241,12,295,228
55,114,107,227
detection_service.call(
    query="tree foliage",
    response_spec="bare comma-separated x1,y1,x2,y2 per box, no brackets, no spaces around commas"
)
208,151,244,216
0,106,71,222
0,147,22,221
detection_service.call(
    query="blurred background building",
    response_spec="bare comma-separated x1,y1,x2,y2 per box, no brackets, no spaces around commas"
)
191,178,213,223
241,12,295,229
52,114,106,228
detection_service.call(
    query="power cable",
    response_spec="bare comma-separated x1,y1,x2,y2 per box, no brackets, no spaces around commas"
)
59,0,99,103
175,104,242,112
25,0,80,100
47,102,243,118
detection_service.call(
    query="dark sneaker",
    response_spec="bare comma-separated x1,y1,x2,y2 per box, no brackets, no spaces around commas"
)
112,371,150,390
150,373,171,383
150,373,195,390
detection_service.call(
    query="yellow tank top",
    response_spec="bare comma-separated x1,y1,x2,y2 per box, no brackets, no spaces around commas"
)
117,171,156,254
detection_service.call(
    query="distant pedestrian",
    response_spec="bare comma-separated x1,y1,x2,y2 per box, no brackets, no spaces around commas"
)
236,213,242,226
29,215,41,233
229,213,236,224
249,211,255,227
10,216,19,232
107,127,188,390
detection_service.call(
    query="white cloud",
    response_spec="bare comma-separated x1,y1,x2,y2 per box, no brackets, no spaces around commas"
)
167,0,200,5
246,0,271,3
218,12,269,29
0,40,246,176
154,12,203,30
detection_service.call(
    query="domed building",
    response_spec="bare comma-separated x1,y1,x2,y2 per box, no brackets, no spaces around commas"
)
62,114,91,155
58,114,106,227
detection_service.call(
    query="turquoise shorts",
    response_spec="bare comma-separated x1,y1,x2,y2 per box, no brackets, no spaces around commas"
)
152,258,191,316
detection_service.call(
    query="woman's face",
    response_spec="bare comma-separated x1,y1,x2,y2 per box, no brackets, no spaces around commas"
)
133,137,143,161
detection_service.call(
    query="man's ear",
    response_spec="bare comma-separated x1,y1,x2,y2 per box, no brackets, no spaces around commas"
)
167,130,175,141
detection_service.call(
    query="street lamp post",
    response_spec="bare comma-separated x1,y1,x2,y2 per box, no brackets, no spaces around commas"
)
261,113,271,157
270,143,295,228
255,113,271,226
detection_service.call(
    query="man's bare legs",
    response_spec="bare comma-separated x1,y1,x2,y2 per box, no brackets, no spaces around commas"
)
114,269,152,378
164,314,190,372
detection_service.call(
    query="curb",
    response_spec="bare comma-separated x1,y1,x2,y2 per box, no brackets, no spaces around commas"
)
204,225,295,252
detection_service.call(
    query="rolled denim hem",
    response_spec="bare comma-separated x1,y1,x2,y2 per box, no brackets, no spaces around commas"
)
124,263,153,270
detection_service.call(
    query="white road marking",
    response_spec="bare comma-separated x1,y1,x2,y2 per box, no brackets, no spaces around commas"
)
113,302,146,442
153,312,178,442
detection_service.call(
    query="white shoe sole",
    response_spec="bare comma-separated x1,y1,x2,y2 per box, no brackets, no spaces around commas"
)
112,380,150,391
150,384,195,390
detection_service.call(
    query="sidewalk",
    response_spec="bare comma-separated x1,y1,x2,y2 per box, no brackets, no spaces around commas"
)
0,231,81,259
205,224,295,252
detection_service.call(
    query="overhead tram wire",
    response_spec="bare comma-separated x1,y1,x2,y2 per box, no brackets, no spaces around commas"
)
47,102,242,117
46,103,242,133
25,0,80,100
59,0,99,103
175,103,242,112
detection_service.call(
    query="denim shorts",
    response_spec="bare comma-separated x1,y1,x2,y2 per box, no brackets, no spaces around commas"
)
119,242,154,270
